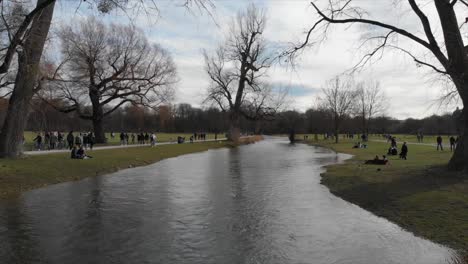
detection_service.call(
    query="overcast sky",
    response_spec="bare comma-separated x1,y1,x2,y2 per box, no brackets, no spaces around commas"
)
53,0,466,119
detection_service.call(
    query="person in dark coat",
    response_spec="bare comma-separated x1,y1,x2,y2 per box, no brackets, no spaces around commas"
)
88,133,95,150
436,135,443,151
400,142,408,160
450,136,456,152
67,131,74,150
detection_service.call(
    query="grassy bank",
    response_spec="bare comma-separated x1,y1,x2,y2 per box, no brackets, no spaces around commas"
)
307,137,468,253
0,136,262,199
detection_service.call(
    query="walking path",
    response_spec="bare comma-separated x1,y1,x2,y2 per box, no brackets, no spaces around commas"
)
24,138,228,156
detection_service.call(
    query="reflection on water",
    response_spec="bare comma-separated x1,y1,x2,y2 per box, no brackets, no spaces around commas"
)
0,138,459,264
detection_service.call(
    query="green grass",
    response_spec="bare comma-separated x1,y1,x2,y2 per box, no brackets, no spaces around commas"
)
0,141,230,198
304,136,468,254
22,132,221,151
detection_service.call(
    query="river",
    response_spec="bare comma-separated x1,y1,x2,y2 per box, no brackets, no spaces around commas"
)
0,138,458,263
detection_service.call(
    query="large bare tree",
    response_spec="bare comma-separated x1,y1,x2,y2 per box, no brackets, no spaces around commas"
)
203,4,282,142
0,0,56,158
321,76,356,143
0,0,212,157
287,0,468,171
43,18,176,143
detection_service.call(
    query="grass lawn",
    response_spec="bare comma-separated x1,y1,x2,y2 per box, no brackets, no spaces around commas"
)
304,136,468,255
22,132,221,151
0,139,256,199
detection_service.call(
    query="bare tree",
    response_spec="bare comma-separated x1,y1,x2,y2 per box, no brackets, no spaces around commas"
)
203,4,283,142
354,80,387,137
0,0,56,158
0,0,212,157
42,18,176,143
321,76,356,143
286,0,468,171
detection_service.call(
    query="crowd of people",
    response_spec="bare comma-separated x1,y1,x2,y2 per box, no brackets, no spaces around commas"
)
32,131,95,151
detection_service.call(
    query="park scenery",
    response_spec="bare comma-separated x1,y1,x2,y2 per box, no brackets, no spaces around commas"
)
0,0,467,263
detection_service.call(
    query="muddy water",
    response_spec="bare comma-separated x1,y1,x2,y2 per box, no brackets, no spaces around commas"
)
0,138,458,263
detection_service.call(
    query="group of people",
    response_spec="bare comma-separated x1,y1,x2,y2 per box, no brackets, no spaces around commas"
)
117,132,157,146
32,131,95,151
436,135,459,152
416,132,425,143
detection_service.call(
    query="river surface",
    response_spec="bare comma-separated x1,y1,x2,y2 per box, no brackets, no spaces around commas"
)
0,138,458,264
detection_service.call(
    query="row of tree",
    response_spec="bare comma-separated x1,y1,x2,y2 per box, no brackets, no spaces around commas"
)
4,96,460,139
0,0,206,156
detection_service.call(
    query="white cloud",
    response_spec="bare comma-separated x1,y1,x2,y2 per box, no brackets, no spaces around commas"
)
51,0,464,119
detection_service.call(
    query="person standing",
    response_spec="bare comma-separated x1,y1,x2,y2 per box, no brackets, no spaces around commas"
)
58,132,64,149
44,132,50,150
75,133,82,146
120,132,125,145
67,131,74,150
450,136,456,152
150,133,156,147
89,132,95,150
400,142,408,160
50,132,57,150
436,135,443,151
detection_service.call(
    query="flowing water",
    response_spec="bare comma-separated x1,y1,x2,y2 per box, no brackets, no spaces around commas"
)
0,138,458,264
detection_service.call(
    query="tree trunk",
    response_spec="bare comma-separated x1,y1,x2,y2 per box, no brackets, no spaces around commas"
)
228,111,241,143
89,90,106,143
334,116,339,143
0,0,55,158
92,118,106,143
448,105,468,172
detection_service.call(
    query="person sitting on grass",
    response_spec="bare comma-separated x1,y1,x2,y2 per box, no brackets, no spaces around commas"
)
387,146,398,156
400,142,408,160
365,155,388,165
71,145,78,159
177,136,185,144
71,144,93,159
76,145,92,159
353,142,362,149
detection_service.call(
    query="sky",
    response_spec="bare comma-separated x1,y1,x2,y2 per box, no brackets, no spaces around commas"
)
52,0,467,119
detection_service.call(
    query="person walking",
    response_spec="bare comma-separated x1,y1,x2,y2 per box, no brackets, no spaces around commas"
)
33,133,42,151
400,142,408,160
67,131,74,150
436,135,443,151
150,133,157,147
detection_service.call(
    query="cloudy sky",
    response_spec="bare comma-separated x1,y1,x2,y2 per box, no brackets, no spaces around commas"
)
53,0,466,119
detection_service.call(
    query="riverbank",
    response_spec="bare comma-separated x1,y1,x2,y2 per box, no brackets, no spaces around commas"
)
307,138,468,255
0,136,262,198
